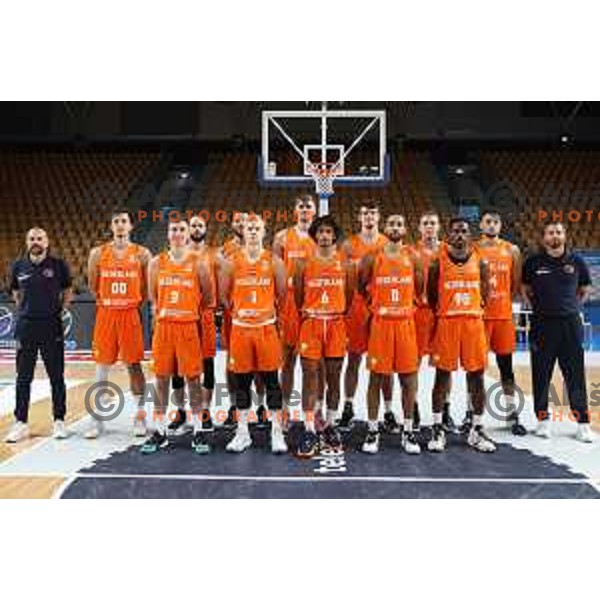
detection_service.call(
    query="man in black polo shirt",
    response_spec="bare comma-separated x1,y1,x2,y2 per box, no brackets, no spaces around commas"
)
522,222,593,443
4,228,72,443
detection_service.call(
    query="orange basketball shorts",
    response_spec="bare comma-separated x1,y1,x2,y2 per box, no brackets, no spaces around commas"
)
431,316,487,373
281,289,301,348
200,309,217,358
152,320,203,378
367,316,419,375
228,323,282,373
92,306,144,365
415,305,435,358
299,317,347,361
345,294,370,355
485,319,516,355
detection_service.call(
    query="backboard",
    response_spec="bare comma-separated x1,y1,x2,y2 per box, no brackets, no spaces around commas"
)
259,103,388,195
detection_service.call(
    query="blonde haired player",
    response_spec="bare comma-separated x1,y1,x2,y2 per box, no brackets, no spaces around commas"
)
219,215,288,453
141,220,213,454
85,209,152,439
339,200,390,430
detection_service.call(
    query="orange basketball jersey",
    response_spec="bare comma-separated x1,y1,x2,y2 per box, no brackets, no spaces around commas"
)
222,238,243,261
303,255,346,317
156,252,201,322
231,249,277,326
190,246,217,309
412,240,441,306
370,246,416,318
283,227,316,282
347,233,387,265
437,247,483,318
476,238,514,320
96,243,144,308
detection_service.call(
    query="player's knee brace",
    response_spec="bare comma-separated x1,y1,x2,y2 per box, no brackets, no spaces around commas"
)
202,358,215,390
171,375,185,390
127,363,143,377
234,373,254,410
496,354,515,386
260,371,283,411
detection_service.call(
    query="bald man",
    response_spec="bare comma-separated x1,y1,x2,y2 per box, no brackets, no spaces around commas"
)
5,228,72,443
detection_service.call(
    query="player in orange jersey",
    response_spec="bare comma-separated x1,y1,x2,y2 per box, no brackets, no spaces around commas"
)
85,208,152,439
169,215,218,439
412,211,454,431
141,220,213,454
476,210,526,436
273,195,319,423
339,200,390,430
359,214,423,454
293,215,355,457
427,217,496,453
219,215,288,453
219,212,248,429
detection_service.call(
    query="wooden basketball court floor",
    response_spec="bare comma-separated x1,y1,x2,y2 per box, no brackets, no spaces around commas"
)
0,353,599,499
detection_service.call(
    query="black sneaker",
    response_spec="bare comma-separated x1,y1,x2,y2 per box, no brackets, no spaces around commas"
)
140,430,169,454
459,410,473,435
442,403,456,433
337,401,354,429
256,404,269,430
223,406,237,430
382,411,401,434
320,425,342,450
192,430,211,454
168,408,188,436
296,430,320,458
511,419,527,436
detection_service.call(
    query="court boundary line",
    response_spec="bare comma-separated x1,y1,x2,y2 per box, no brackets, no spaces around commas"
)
1,471,598,486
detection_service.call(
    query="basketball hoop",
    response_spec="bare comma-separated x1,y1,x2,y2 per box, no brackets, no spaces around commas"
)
307,162,338,198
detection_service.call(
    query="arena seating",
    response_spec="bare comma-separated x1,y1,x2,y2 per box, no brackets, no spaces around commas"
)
0,149,162,292
480,149,600,251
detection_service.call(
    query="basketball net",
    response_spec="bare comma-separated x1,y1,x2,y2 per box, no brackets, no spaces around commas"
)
307,162,338,215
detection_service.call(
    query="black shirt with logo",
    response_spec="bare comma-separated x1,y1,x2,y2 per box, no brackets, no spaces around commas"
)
522,250,591,317
9,255,71,338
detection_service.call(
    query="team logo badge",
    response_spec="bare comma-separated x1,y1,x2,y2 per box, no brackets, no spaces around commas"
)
563,264,575,274
42,268,54,278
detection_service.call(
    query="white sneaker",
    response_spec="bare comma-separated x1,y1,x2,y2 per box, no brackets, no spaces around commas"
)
4,421,30,443
535,420,552,439
53,420,68,440
402,431,421,455
467,426,497,453
362,430,380,454
427,424,446,452
84,420,105,439
271,426,288,454
133,417,147,438
575,424,593,444
226,427,252,453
